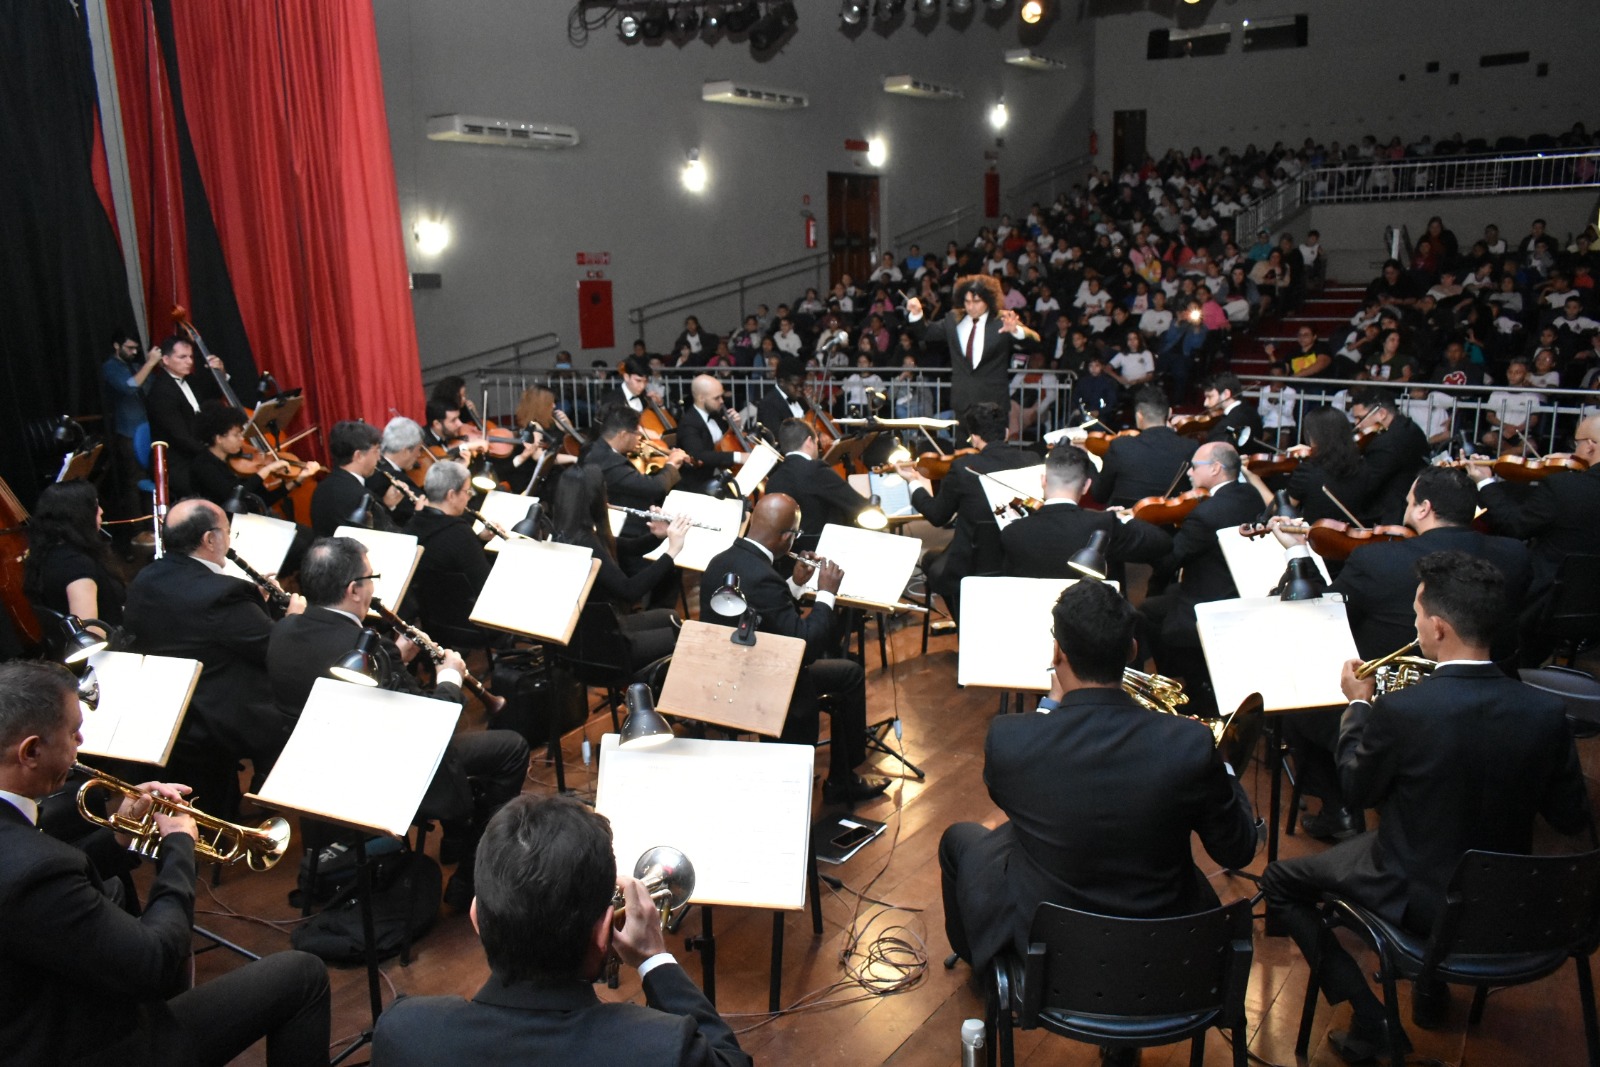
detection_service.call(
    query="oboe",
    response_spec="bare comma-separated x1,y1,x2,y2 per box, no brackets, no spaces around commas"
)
606,504,720,530
468,507,524,541
377,466,425,509
226,548,291,611
368,598,505,713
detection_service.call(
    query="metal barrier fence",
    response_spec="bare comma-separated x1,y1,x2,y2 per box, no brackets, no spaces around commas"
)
1304,148,1600,204
474,365,1595,457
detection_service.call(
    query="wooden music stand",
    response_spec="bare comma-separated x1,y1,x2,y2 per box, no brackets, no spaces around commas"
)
335,526,424,620
469,539,600,645
77,650,201,767
248,393,304,435
820,431,877,474
57,444,103,484
657,620,804,737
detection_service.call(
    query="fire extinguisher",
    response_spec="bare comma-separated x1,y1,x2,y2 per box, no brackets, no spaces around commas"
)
1089,129,1099,157
803,213,817,249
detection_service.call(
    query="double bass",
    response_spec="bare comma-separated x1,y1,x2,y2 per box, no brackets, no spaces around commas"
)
0,476,41,650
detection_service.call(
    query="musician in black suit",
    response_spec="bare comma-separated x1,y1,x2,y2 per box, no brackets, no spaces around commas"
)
673,374,749,495
940,580,1257,978
142,335,224,495
895,402,1039,620
1200,372,1265,452
755,355,811,438
406,460,494,638
123,499,304,780
1089,389,1199,508
368,416,427,528
1262,552,1588,1063
606,354,671,430
0,661,332,1067
1266,467,1536,840
372,793,749,1067
310,420,395,537
1472,412,1600,576
903,276,1037,420
1001,443,1172,586
1349,388,1431,525
699,494,886,805
763,418,872,553
269,537,529,908
581,406,690,609
1138,443,1270,710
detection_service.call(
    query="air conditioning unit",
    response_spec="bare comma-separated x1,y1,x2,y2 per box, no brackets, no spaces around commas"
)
425,114,580,149
1003,49,1069,71
882,75,965,99
701,80,809,109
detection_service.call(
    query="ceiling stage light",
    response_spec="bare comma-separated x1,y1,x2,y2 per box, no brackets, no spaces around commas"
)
671,4,701,34
618,14,642,39
639,2,670,38
749,1,797,50
1020,0,1045,23
841,0,866,25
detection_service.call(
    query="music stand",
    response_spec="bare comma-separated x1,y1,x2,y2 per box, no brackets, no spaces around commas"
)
733,440,783,497
642,491,747,573
1215,528,1331,599
56,444,103,483
469,539,600,644
473,489,542,553
657,620,804,736
77,650,200,767
224,512,299,583
335,526,424,621
820,431,877,475
247,394,304,438
247,678,458,1062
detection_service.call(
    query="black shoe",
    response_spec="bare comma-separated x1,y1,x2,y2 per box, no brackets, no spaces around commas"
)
1098,1047,1140,1067
442,871,475,911
1327,1015,1412,1064
1410,978,1451,1030
822,775,889,805
1301,806,1365,841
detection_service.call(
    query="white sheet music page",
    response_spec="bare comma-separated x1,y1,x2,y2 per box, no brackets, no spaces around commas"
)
733,440,783,498
254,678,454,837
643,490,746,572
956,576,1115,690
1215,528,1332,599
804,524,921,607
1195,596,1358,714
334,526,422,618
595,734,813,909
976,465,1046,530
77,650,200,765
471,538,595,640
224,512,298,582
474,489,541,553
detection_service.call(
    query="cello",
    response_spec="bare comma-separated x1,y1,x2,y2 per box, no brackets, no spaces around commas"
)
0,475,41,649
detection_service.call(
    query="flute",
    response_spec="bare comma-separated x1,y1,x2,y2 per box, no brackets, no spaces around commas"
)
785,550,837,570
606,504,720,531
226,548,291,611
368,598,505,713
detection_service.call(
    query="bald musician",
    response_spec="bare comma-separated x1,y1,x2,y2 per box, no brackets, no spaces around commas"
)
700,494,886,805
674,374,749,494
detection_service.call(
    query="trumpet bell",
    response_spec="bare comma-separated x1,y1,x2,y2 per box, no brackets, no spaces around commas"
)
244,817,294,871
634,845,696,915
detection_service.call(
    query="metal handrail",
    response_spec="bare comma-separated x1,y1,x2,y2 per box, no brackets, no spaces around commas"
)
890,205,979,248
626,251,831,348
1235,178,1307,244
425,331,562,386
1305,147,1600,204
1008,154,1094,204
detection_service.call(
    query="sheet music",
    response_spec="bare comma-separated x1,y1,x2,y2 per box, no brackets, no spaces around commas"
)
1215,528,1332,599
1195,596,1358,714
77,650,200,765
253,678,455,837
608,507,627,537
866,472,917,517
596,734,813,909
804,524,921,608
957,577,1115,690
334,525,422,617
225,512,299,581
470,538,596,641
733,440,783,497
977,465,1046,530
473,489,541,553
643,490,747,572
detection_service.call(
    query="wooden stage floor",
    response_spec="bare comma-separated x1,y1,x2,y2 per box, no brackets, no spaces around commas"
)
176,617,1600,1066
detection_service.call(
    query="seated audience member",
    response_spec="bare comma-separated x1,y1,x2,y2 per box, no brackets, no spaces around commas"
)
550,466,688,669
372,794,750,1066
0,661,332,1067
1071,354,1121,428
1262,552,1587,1063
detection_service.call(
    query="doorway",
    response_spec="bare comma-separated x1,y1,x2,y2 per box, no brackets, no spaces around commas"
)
1113,109,1147,175
827,172,880,289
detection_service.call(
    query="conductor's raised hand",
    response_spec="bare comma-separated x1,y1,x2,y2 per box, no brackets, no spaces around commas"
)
612,875,666,967
816,558,844,594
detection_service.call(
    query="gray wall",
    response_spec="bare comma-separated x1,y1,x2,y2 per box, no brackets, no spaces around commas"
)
1090,0,1595,161
374,2,1094,372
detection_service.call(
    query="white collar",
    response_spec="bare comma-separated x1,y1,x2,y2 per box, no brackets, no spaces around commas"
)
327,606,364,626
743,537,775,562
193,554,226,575
0,790,39,824
1434,658,1493,668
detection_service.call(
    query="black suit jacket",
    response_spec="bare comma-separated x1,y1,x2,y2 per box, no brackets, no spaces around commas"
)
185,449,284,512
142,371,219,459
373,965,750,1067
1001,501,1171,584
673,407,738,471
762,454,867,552
955,689,1256,971
1358,415,1430,525
1329,526,1535,659
1089,427,1198,508
1332,664,1588,930
311,468,393,538
1479,464,1600,574
367,458,418,527
123,553,295,762
407,507,493,636
0,801,197,1067
907,311,1019,415
909,445,1040,579
1160,481,1265,602
582,441,680,540
756,386,807,438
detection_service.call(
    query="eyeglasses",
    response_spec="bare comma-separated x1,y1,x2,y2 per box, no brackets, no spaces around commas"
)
351,574,382,584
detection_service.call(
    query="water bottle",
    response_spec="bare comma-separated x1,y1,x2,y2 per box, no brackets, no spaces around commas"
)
960,1018,985,1067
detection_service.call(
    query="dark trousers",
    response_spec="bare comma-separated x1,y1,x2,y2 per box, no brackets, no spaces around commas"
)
923,548,960,621
620,608,680,670
783,658,868,783
431,729,529,887
170,949,330,1066
1284,706,1344,806
938,820,989,962
620,553,683,611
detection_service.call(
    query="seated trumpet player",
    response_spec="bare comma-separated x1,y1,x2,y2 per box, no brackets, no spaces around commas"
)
1262,551,1588,1065
0,661,331,1066
940,580,1257,1067
373,794,750,1067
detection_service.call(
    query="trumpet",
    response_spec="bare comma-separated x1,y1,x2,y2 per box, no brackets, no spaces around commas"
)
226,548,291,611
604,846,696,988
73,762,291,871
1353,639,1436,695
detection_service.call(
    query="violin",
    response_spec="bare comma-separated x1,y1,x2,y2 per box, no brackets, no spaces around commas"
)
1127,487,1209,526
1083,429,1139,458
461,397,522,460
1239,518,1413,561
551,409,588,458
909,446,978,482
1245,449,1303,478
1170,402,1224,440
1491,453,1589,483
229,425,322,490
1353,423,1386,451
993,495,1043,519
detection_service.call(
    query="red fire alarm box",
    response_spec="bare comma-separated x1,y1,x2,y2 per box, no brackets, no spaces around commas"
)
578,279,614,349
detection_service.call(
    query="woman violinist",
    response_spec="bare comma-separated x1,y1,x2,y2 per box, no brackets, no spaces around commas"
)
1278,407,1370,526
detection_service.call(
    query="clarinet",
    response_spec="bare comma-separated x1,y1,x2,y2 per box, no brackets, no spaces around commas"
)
226,548,291,611
377,466,425,509
368,598,505,713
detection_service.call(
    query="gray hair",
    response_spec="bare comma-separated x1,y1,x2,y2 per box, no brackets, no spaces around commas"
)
423,460,470,504
381,417,424,454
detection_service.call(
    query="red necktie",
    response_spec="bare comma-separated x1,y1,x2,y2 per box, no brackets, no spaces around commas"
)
965,321,976,366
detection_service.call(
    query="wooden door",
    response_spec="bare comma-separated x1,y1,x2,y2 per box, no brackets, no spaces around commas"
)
1113,109,1147,175
826,172,879,289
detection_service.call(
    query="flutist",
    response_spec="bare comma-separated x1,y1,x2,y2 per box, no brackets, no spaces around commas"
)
0,661,332,1065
